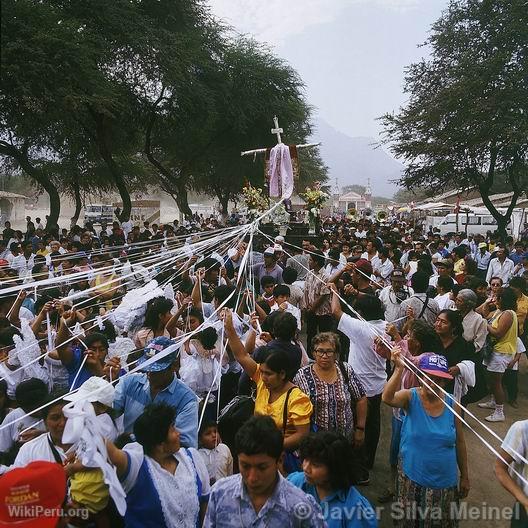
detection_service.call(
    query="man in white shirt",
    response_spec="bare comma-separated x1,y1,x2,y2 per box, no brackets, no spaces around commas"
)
372,247,394,288
486,247,515,285
378,268,414,325
475,242,491,278
329,283,387,477
270,284,302,331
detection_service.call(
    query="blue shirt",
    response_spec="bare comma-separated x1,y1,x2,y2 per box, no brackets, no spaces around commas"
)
288,472,378,528
113,373,199,448
204,473,325,528
400,388,458,489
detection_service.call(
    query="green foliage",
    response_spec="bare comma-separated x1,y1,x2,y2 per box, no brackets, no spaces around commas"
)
380,0,528,237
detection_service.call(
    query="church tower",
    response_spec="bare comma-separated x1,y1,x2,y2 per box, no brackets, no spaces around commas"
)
364,178,372,209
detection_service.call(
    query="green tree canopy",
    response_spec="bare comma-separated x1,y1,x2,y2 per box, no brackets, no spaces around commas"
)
381,0,528,239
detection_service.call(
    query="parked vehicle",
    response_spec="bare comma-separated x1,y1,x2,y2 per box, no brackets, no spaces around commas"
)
436,212,512,236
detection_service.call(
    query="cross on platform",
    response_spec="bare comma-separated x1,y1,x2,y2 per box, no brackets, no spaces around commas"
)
271,116,283,144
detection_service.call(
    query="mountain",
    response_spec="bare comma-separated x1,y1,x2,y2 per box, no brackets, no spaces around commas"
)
311,118,403,198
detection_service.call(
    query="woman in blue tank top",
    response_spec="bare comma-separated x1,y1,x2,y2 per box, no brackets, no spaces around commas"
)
382,351,470,527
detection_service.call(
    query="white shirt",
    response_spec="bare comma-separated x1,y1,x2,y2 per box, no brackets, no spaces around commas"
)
462,310,488,353
486,257,515,285
378,285,414,325
270,302,302,331
198,444,233,484
13,432,67,468
0,408,47,452
337,314,387,397
435,293,455,311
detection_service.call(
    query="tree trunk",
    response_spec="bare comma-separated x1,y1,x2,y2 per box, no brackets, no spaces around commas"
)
174,179,192,218
89,109,132,222
70,175,83,228
0,142,61,230
219,193,229,218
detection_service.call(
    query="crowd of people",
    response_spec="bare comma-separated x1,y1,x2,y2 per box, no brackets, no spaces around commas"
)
0,212,528,528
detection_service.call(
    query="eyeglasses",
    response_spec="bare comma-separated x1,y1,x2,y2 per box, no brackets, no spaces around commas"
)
314,348,335,357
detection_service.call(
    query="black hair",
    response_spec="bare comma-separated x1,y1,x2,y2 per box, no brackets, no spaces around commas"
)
260,310,280,336
235,415,283,459
468,276,488,291
380,247,390,258
261,348,294,381
200,257,221,273
186,308,204,323
195,326,218,350
354,295,384,321
214,285,236,309
299,431,362,489
133,403,177,456
273,284,290,298
84,332,109,351
497,287,518,312
41,392,67,420
260,275,276,288
272,311,297,341
509,276,527,294
411,271,430,293
144,297,174,331
16,379,49,412
417,257,434,276
437,276,453,292
282,267,298,285
199,419,217,438
0,327,22,347
437,309,464,337
408,319,442,352
310,250,326,269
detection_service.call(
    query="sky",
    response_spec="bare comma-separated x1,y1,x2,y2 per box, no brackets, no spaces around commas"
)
208,0,448,141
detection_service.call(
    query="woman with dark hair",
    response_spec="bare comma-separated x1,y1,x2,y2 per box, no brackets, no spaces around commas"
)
107,403,210,527
478,287,518,423
383,351,469,527
294,333,367,446
224,310,312,455
134,297,185,348
288,431,377,528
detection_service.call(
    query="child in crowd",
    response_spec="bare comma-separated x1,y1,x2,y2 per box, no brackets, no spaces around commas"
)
197,420,233,486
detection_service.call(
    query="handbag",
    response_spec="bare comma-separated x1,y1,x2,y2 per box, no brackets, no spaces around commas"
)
282,387,302,474
217,394,255,453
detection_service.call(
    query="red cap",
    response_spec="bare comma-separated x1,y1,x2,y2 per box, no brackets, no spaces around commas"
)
0,461,66,527
0,259,9,267
354,258,373,276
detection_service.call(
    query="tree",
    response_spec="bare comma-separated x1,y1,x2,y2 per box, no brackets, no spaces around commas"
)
380,0,528,240
194,38,327,215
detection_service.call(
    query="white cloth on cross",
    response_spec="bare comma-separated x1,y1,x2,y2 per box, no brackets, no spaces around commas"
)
268,143,294,199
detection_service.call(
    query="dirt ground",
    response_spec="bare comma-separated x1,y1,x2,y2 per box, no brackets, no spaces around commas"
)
361,362,527,527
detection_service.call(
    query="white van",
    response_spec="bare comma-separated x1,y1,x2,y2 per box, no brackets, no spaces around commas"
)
436,212,512,236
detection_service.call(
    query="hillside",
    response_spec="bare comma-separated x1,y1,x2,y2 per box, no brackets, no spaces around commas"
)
312,118,403,198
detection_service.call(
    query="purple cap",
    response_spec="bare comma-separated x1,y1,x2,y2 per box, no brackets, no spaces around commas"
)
418,354,453,379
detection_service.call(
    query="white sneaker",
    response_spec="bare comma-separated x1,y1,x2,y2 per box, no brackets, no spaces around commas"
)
485,411,505,422
478,400,496,409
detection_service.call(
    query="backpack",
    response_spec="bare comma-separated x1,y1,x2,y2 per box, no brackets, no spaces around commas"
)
217,394,255,453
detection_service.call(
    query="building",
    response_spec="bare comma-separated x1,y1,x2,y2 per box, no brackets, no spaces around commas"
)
0,191,27,227
336,180,372,213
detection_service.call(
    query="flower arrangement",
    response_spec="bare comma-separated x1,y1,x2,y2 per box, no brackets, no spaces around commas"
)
241,184,268,217
300,182,329,218
266,202,290,226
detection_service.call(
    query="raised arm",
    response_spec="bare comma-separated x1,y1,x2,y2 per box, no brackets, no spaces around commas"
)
191,268,205,311
106,440,129,478
54,310,78,365
7,290,27,328
328,283,343,321
223,309,257,378
382,347,411,408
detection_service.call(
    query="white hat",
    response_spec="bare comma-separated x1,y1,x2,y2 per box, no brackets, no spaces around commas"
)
264,247,275,256
64,376,115,407
274,236,285,244
273,244,283,252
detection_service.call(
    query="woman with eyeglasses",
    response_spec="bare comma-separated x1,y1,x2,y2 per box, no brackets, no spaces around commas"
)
294,333,367,448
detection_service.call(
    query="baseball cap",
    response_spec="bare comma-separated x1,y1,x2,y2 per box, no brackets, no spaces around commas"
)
0,461,67,527
354,258,373,276
138,336,177,372
419,354,453,379
478,242,487,249
263,247,275,256
391,268,405,279
274,236,285,244
64,376,115,407
435,258,450,268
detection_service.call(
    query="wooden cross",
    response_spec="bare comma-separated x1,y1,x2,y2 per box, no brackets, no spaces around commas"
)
241,116,320,157
271,116,283,144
